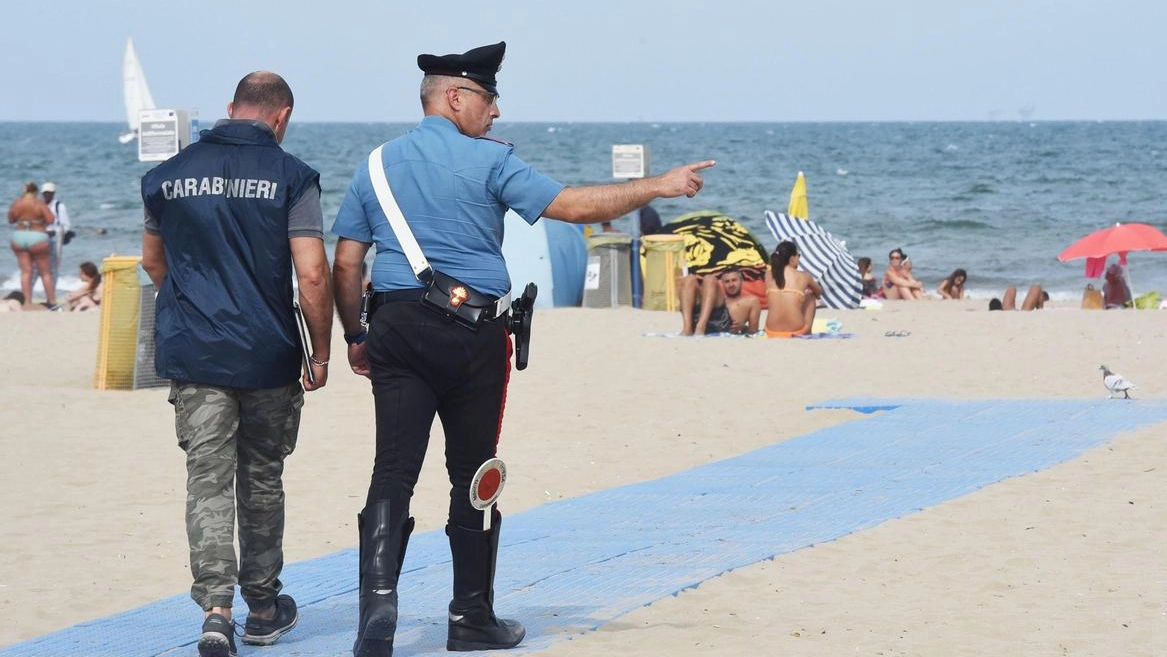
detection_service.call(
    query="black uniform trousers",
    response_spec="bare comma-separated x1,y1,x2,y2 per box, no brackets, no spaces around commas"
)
365,295,511,530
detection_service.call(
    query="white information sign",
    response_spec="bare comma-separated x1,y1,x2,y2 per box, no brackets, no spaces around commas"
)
611,144,649,179
585,256,601,290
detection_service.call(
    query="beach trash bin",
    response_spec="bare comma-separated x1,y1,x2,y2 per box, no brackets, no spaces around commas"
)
641,234,687,311
583,232,632,307
93,255,167,391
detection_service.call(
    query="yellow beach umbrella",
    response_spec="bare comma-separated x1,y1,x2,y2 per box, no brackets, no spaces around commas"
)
787,171,808,220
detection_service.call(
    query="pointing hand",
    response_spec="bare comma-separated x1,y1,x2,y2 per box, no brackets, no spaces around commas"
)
659,160,716,199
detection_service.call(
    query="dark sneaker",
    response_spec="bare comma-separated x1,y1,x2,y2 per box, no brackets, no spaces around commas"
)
242,594,300,646
198,613,238,657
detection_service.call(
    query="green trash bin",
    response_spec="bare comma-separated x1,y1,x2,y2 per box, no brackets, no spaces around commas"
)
583,233,632,308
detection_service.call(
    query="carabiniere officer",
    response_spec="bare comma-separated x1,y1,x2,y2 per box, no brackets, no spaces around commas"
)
330,40,715,656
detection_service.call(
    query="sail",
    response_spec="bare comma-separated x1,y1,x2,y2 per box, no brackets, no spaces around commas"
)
121,38,156,140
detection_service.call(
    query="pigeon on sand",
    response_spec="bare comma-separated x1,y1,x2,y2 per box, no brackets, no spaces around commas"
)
1099,365,1136,399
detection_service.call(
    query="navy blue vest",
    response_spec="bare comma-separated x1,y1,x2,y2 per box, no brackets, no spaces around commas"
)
142,121,320,388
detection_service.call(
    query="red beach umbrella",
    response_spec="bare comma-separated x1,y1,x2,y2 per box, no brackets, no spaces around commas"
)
1057,222,1167,264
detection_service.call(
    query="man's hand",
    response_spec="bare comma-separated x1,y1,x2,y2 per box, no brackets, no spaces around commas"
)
657,160,716,199
348,342,371,379
303,361,328,390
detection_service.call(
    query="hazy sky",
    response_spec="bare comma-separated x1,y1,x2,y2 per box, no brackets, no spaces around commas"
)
7,0,1165,123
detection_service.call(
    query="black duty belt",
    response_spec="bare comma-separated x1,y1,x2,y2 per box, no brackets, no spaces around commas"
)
369,289,510,321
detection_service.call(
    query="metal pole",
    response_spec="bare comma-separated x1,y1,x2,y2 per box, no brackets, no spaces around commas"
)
630,208,642,308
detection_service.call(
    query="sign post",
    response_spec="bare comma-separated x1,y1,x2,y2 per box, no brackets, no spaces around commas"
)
612,145,650,308
138,108,199,162
469,457,507,531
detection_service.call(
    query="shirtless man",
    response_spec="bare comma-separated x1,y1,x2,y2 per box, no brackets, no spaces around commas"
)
678,266,759,335
721,267,760,334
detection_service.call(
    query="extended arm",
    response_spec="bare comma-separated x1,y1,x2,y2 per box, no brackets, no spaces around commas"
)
543,160,716,224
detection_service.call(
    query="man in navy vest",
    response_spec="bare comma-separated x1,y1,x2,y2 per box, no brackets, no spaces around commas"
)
141,71,333,657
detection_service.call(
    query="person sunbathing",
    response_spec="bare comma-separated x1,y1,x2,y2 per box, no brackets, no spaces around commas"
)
882,248,925,300
1101,263,1132,309
677,267,759,335
0,291,25,312
989,284,1047,310
764,240,822,337
937,268,967,300
62,261,102,311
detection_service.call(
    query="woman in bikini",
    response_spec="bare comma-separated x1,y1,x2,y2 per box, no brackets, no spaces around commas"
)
8,181,57,309
764,240,823,337
882,248,924,300
937,268,967,299
64,261,103,311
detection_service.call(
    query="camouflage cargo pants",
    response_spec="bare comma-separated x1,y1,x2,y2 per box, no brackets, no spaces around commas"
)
169,381,304,611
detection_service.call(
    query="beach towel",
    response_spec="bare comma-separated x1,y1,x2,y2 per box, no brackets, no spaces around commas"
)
641,331,764,338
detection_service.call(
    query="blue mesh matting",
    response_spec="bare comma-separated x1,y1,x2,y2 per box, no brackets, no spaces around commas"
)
6,398,1166,657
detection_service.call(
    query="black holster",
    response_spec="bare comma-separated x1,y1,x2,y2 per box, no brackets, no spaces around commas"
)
506,282,537,371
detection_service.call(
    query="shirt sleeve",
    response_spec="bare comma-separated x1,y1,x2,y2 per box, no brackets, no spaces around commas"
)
288,180,324,239
492,151,565,226
330,166,374,243
144,206,160,235
56,203,71,230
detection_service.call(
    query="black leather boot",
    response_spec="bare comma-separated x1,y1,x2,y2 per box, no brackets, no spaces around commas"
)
353,501,414,657
446,510,525,651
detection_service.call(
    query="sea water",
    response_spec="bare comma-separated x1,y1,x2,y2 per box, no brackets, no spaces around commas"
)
2,120,1165,301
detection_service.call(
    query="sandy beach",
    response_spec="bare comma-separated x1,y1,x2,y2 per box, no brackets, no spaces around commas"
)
1,300,1164,655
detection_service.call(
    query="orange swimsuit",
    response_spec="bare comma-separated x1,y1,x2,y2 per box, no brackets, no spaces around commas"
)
765,286,810,337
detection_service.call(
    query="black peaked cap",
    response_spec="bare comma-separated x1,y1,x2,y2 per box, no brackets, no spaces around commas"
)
417,41,506,94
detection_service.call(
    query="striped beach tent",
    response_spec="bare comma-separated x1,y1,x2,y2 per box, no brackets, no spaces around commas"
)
764,210,862,309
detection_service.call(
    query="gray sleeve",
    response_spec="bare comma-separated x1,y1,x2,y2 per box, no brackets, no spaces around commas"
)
144,206,160,235
288,181,324,239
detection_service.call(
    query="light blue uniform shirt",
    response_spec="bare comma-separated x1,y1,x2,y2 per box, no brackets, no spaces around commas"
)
331,116,565,297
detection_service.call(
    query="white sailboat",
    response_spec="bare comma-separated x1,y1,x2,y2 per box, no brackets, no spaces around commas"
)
118,38,156,144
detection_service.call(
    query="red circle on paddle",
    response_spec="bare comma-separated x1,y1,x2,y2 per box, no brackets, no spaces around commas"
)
470,458,507,509
478,469,501,500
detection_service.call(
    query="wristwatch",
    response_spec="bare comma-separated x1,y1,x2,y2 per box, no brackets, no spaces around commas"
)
344,331,368,345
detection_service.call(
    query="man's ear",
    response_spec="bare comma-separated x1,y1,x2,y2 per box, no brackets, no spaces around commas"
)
226,102,235,119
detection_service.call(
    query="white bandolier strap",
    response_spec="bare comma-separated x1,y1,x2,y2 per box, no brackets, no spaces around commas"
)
368,145,432,280
367,145,512,317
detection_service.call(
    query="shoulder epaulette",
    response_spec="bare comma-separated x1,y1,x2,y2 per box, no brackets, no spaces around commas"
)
476,135,514,147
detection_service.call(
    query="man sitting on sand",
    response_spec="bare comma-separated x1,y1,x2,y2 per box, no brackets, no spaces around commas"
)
678,267,760,335
1101,263,1131,309
989,284,1047,311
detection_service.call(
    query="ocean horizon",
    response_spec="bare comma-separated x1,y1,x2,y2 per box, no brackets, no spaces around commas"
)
4,120,1166,302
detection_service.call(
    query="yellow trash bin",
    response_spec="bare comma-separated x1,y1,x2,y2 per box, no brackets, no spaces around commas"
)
93,255,167,390
641,234,687,311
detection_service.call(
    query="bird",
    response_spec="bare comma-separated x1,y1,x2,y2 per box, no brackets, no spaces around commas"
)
1099,365,1136,399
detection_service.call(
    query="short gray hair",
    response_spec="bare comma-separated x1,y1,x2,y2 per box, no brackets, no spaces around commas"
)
420,74,457,109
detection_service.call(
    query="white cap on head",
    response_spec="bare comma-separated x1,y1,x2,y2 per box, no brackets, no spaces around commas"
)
42,182,57,193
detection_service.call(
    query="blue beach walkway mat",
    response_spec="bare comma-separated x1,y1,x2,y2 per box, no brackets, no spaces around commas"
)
5,397,1166,657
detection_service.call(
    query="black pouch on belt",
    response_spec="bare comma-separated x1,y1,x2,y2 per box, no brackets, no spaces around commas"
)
420,269,496,330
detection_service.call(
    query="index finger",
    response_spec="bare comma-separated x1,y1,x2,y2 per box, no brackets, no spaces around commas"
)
687,159,717,172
